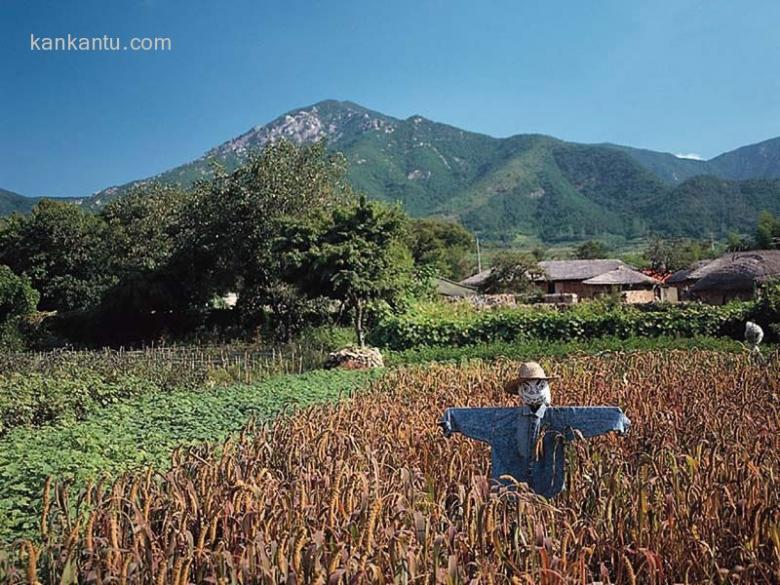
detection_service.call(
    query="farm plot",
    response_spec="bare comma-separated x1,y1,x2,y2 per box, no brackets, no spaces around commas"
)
4,351,779,583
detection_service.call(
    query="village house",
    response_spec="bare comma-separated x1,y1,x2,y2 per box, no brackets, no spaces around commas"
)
533,259,630,297
665,260,711,300
460,259,628,294
680,250,780,305
580,265,661,303
459,259,661,302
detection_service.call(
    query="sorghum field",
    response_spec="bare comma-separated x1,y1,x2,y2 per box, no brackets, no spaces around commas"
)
3,350,779,583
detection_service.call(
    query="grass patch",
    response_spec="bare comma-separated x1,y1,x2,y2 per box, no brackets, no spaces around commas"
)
0,368,382,543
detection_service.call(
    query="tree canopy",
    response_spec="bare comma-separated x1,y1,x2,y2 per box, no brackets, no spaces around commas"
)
481,251,543,295
0,141,467,348
756,210,780,249
574,240,610,260
278,196,411,346
406,219,474,280
0,200,114,312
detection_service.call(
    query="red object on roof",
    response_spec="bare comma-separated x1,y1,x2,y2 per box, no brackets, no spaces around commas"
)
640,269,673,283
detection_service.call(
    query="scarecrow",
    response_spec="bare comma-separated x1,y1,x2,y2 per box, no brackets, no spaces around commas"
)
440,361,630,498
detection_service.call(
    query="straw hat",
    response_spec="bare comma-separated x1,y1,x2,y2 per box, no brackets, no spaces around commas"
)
503,361,553,395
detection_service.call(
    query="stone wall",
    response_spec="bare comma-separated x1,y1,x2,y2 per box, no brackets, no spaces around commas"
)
621,289,656,304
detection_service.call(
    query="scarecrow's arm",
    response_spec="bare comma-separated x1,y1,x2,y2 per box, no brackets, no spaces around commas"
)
546,407,631,440
440,408,506,443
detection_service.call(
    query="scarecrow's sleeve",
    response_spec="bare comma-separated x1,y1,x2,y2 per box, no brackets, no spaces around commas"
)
440,408,503,443
546,407,631,440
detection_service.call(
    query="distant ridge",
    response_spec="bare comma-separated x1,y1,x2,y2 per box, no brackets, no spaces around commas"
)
4,100,780,242
0,187,41,216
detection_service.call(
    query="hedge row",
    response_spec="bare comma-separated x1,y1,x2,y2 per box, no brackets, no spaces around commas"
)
384,335,749,365
369,301,754,350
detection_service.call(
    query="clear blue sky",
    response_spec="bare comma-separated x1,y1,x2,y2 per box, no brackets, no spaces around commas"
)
2,0,780,197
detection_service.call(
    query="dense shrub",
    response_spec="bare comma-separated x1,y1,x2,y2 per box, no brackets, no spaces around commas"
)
0,372,159,436
0,266,40,350
752,281,780,340
369,300,754,349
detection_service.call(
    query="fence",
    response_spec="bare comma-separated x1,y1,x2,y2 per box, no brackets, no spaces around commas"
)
0,343,331,386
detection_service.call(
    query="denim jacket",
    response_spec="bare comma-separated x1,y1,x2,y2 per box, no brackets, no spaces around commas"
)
440,404,630,498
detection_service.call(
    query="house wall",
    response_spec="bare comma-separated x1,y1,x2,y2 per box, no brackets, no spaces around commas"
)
659,286,679,303
671,280,695,301
622,289,656,304
552,280,659,302
695,289,754,305
553,280,598,298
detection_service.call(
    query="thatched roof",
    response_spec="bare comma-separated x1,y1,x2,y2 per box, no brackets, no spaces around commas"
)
666,260,712,285
537,259,629,281
435,278,478,297
459,269,492,288
458,259,631,287
690,250,780,292
582,266,660,286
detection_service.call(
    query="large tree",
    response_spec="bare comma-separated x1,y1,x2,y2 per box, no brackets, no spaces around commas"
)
644,236,712,273
407,219,475,280
171,140,352,316
0,265,40,350
279,196,411,346
756,210,780,249
481,251,543,294
102,184,190,275
0,200,114,312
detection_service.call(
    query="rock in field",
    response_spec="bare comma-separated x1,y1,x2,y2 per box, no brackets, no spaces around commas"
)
325,346,384,370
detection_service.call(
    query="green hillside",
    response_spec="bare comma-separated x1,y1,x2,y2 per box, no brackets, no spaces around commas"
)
606,137,780,185
707,137,780,180
4,100,780,242
0,188,40,216
651,176,780,237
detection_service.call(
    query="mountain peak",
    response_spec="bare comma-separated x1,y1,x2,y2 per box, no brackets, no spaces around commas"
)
207,99,397,158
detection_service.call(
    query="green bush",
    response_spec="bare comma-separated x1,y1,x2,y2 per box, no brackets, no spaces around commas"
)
369,300,755,350
752,281,780,341
0,266,40,350
0,372,159,436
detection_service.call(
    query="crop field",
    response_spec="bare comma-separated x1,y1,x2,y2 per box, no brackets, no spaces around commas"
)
3,350,779,583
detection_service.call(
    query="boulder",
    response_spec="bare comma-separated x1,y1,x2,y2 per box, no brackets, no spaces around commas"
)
325,346,384,370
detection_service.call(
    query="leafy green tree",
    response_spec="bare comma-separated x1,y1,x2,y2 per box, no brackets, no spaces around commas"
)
530,246,546,262
755,210,780,249
407,219,474,280
0,266,40,350
574,240,609,259
279,196,411,346
726,231,752,252
645,236,711,272
481,251,543,294
171,140,352,316
0,200,114,312
102,184,189,275
0,266,39,321
90,184,194,331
